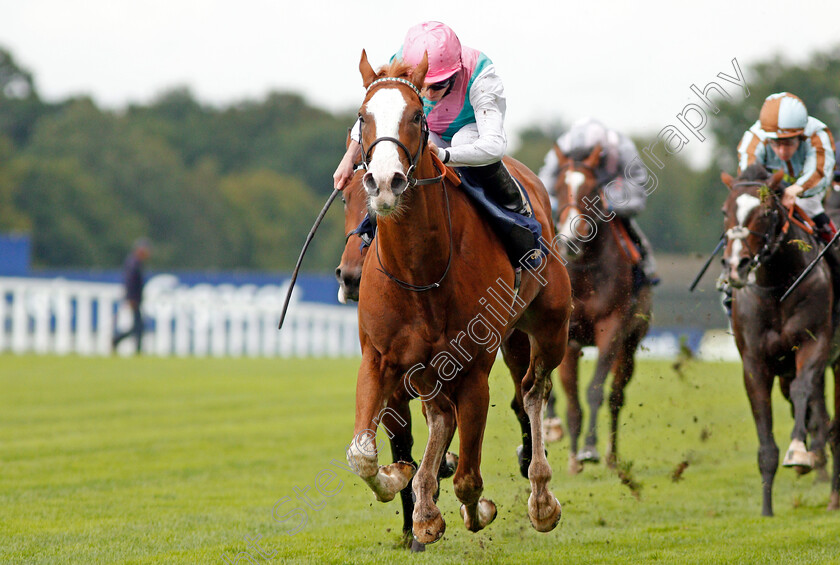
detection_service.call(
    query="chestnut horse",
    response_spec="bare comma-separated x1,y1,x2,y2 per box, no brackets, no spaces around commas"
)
721,164,839,515
335,169,459,551
345,52,571,544
550,145,652,473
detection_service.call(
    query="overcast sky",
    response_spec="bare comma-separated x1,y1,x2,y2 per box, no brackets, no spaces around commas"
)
2,0,839,165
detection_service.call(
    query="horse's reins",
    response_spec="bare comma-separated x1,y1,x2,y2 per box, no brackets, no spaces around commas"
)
360,76,452,292
725,181,815,275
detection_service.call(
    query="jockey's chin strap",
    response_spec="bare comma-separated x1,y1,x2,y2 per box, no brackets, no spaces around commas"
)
358,77,444,190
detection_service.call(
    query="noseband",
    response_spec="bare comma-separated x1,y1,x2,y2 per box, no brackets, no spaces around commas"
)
358,77,443,190
725,183,785,272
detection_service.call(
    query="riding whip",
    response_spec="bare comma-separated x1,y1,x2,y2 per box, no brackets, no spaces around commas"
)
780,228,840,302
278,189,341,329
689,233,726,292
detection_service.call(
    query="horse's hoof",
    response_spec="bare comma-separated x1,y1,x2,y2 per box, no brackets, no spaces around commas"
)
413,511,445,545
828,492,839,511
528,492,562,532
439,451,459,479
371,461,416,502
782,440,814,470
568,454,583,475
577,446,600,463
459,498,497,532
543,417,565,443
409,539,426,552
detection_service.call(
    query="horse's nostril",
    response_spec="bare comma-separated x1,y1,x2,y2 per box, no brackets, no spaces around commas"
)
363,172,379,196
391,173,408,195
335,267,342,281
738,257,750,269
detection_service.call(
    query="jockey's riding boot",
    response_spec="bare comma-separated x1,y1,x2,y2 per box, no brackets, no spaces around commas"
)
623,217,660,287
813,215,840,320
470,161,532,217
814,214,838,245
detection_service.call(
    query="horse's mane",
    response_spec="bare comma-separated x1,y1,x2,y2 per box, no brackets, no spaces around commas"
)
376,59,413,80
567,146,598,163
740,163,771,182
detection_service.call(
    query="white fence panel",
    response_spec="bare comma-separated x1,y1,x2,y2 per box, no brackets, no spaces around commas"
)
0,275,360,358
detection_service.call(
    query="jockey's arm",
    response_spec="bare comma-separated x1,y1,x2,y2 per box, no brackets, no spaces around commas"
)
443,70,507,167
334,119,363,190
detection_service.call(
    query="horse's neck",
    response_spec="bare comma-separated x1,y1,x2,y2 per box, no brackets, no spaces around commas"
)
755,227,814,286
576,221,622,265
375,155,451,274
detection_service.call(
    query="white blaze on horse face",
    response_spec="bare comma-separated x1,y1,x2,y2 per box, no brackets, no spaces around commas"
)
728,193,761,271
735,193,761,226
365,88,407,213
559,171,586,241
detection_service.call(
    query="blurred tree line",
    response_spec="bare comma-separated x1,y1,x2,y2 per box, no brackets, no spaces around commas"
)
513,45,840,256
1,44,838,271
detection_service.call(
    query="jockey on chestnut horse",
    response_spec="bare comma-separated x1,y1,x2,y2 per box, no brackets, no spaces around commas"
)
332,21,572,545
545,141,653,474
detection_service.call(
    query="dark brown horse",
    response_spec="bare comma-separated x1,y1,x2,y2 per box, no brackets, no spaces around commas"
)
721,164,838,516
345,52,572,544
549,145,652,473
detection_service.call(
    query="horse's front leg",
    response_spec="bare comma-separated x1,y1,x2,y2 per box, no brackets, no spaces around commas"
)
412,396,456,544
382,390,422,549
580,313,623,464
347,350,415,503
743,357,778,516
559,341,583,474
453,370,497,533
783,340,830,471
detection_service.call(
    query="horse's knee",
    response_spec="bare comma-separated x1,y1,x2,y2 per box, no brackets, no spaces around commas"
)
453,472,483,504
757,443,779,474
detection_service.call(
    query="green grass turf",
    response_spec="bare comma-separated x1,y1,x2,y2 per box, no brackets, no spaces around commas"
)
1,355,838,564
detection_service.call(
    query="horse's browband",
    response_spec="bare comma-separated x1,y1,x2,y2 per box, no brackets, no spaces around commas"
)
367,78,422,99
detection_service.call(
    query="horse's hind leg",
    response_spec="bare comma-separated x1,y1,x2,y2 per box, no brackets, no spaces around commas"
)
412,398,456,544
347,351,415,503
743,360,778,516
453,372,497,533
523,347,564,532
784,345,829,470
559,341,583,474
502,330,533,478
606,340,638,469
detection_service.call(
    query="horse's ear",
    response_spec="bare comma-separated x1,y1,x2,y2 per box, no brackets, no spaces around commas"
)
768,169,785,190
583,144,602,169
552,144,569,166
721,172,734,190
409,51,429,90
359,49,377,89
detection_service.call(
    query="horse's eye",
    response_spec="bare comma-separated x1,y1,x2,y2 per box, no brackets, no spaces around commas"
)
413,112,422,124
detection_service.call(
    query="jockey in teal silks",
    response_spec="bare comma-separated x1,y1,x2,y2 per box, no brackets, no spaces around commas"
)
333,21,529,216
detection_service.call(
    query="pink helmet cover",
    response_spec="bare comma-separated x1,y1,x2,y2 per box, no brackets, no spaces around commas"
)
402,21,462,82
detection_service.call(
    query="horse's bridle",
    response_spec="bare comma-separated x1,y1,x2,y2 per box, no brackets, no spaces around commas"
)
358,77,444,191
725,182,786,273
357,77,452,292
